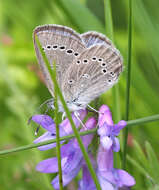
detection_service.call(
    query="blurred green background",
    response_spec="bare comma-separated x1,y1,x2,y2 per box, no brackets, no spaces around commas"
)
0,0,159,189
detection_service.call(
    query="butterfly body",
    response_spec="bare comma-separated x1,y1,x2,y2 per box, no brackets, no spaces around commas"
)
33,25,123,112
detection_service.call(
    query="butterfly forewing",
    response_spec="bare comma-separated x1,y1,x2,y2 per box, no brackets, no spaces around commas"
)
33,25,86,95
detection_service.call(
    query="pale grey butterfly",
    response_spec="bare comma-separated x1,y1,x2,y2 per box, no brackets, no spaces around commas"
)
33,24,123,117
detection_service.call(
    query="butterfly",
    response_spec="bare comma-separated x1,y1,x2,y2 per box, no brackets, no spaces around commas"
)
33,24,123,113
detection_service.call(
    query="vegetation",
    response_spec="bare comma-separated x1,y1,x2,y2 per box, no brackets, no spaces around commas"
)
0,0,159,189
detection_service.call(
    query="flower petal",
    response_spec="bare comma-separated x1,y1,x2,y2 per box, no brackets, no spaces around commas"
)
78,163,96,190
112,137,120,152
97,171,115,190
98,105,114,127
100,136,113,150
97,145,113,171
60,109,87,135
62,148,83,174
97,123,111,136
115,169,135,187
34,132,57,150
31,115,55,133
113,120,127,136
60,141,75,157
34,123,70,151
36,157,58,173
51,160,82,189
80,117,97,148
60,141,83,174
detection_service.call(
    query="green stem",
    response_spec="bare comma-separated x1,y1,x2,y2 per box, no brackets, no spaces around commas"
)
54,64,63,190
127,114,159,127
1,114,159,156
35,36,101,190
0,129,96,156
122,0,132,169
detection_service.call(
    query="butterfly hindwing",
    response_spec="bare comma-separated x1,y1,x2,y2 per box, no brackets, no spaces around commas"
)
61,43,123,107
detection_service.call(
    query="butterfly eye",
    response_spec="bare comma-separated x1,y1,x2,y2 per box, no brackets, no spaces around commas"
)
42,47,45,51
101,68,107,75
72,98,78,103
68,79,74,84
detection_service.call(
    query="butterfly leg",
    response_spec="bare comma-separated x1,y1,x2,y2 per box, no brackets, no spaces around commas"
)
87,104,99,113
62,112,66,120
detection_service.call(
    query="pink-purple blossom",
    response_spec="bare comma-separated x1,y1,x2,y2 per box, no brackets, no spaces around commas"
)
32,112,96,189
32,109,87,150
98,105,127,152
32,105,135,189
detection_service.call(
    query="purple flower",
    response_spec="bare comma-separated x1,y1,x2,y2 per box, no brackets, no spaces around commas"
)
78,154,96,190
97,145,135,190
78,105,135,190
36,117,97,189
78,147,135,190
98,105,127,152
31,109,87,150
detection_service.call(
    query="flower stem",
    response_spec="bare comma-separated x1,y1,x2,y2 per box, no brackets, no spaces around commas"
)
0,114,159,156
122,0,132,169
54,64,63,190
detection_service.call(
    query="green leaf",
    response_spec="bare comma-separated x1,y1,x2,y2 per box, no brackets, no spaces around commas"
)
127,155,153,182
145,141,159,181
133,140,149,170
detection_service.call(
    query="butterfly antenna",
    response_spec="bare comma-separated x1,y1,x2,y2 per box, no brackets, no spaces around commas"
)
27,98,54,125
38,98,54,111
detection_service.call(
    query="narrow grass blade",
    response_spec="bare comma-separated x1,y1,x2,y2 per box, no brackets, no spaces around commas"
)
35,35,102,190
122,0,132,169
0,114,159,156
54,64,63,190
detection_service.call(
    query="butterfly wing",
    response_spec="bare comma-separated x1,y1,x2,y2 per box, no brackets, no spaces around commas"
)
81,31,113,47
61,43,123,109
33,24,86,96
